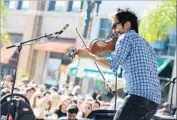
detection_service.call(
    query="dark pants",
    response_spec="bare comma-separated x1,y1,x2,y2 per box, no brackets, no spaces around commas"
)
113,94,159,120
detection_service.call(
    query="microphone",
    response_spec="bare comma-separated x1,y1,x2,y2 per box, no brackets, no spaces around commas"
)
55,24,69,34
6,24,69,49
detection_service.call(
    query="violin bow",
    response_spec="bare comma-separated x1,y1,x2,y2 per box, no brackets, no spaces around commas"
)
75,28,107,83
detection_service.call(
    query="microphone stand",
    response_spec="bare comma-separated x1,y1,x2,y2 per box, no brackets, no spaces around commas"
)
6,32,59,120
165,77,177,114
114,72,118,111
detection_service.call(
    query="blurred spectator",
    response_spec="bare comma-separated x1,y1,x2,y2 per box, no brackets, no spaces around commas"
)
96,94,102,101
59,104,79,120
26,87,35,100
109,91,124,110
77,102,92,119
50,92,60,109
2,75,13,90
85,95,94,102
92,88,99,100
92,100,101,111
69,93,73,97
43,91,51,97
1,88,10,97
38,85,46,92
21,78,30,86
30,91,44,108
49,86,58,93
53,95,72,118
156,102,171,115
59,84,68,94
76,96,84,112
72,85,81,96
30,91,50,119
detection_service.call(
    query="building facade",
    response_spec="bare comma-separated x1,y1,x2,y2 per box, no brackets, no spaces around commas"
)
1,0,87,87
2,1,176,104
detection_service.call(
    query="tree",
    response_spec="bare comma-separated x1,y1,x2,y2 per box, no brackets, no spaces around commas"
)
0,0,10,45
139,1,176,43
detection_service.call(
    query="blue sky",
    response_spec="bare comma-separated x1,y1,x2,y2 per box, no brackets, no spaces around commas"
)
98,1,161,18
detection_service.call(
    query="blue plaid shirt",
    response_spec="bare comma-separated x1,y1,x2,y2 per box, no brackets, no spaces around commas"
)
109,30,161,104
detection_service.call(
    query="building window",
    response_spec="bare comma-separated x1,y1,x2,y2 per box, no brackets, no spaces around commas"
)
99,19,112,38
153,28,176,58
17,0,29,10
167,29,176,57
43,52,63,86
167,46,176,56
169,30,176,45
67,1,73,12
154,49,168,56
4,0,10,7
48,0,55,11
61,53,72,65
9,33,23,44
55,1,66,11
72,1,81,12
48,0,66,11
0,66,16,80
50,52,71,65
45,58,61,85
5,0,16,9
69,1,81,12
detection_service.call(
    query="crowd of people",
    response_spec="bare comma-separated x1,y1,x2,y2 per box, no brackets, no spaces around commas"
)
0,75,121,120
1,75,176,120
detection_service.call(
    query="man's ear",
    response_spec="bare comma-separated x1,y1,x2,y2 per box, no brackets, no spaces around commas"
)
124,21,131,29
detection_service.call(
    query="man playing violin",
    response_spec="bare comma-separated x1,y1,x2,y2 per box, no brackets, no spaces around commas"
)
76,8,161,120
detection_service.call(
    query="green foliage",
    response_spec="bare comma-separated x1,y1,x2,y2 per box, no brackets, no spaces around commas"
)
0,0,8,17
0,0,11,45
19,72,30,79
139,1,176,43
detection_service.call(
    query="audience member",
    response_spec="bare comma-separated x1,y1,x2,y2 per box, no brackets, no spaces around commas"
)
59,104,79,120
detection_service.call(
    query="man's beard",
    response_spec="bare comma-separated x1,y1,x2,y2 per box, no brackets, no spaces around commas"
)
117,30,124,34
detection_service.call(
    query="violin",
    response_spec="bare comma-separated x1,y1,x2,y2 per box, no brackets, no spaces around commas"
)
89,37,117,57
89,23,120,57
67,28,119,58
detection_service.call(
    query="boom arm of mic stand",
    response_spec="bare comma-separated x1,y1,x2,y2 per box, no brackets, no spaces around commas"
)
6,33,54,49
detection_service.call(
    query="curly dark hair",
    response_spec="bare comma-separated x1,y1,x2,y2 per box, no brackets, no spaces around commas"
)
115,8,139,33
